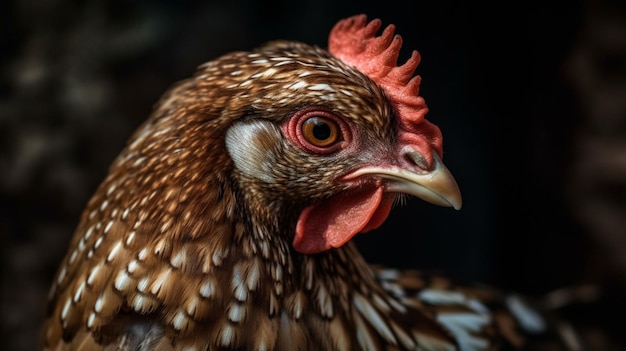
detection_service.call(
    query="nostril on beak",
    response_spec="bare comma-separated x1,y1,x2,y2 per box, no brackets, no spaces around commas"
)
405,150,430,171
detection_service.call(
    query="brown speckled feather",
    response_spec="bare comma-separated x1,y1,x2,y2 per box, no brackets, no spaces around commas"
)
41,14,582,351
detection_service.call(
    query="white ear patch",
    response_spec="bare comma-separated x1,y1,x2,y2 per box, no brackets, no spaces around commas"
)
225,120,282,183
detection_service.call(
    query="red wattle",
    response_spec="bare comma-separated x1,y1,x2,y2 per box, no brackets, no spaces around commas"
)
293,187,387,254
361,196,394,232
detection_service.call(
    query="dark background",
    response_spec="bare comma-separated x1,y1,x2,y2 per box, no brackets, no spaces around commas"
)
2,0,626,350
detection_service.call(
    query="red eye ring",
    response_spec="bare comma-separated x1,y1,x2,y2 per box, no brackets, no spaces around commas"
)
285,108,351,154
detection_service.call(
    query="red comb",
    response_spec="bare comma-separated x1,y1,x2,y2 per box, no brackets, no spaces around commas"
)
328,14,428,126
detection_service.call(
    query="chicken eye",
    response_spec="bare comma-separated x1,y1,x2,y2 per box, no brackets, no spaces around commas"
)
284,108,351,154
301,116,340,147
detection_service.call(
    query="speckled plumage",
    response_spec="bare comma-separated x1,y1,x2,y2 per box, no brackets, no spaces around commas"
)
41,14,582,351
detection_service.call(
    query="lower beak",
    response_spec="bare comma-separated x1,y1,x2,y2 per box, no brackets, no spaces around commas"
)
345,152,462,210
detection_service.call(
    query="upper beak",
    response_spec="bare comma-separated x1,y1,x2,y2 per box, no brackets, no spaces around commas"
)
345,152,462,210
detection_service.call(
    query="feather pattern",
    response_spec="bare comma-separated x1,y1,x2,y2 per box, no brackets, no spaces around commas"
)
40,14,582,351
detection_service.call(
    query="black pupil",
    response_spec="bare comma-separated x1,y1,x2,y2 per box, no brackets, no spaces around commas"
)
312,120,331,140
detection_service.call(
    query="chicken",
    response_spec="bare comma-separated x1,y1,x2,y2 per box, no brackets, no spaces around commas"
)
40,14,583,351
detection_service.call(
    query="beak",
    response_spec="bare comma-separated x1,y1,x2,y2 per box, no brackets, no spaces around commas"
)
345,152,462,210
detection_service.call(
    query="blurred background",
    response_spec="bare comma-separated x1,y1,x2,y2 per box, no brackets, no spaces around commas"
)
2,0,626,349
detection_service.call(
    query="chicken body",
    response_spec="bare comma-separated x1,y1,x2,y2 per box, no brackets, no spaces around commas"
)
40,15,581,351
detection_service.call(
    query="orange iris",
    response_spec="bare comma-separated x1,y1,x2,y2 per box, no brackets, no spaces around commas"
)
301,116,340,147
